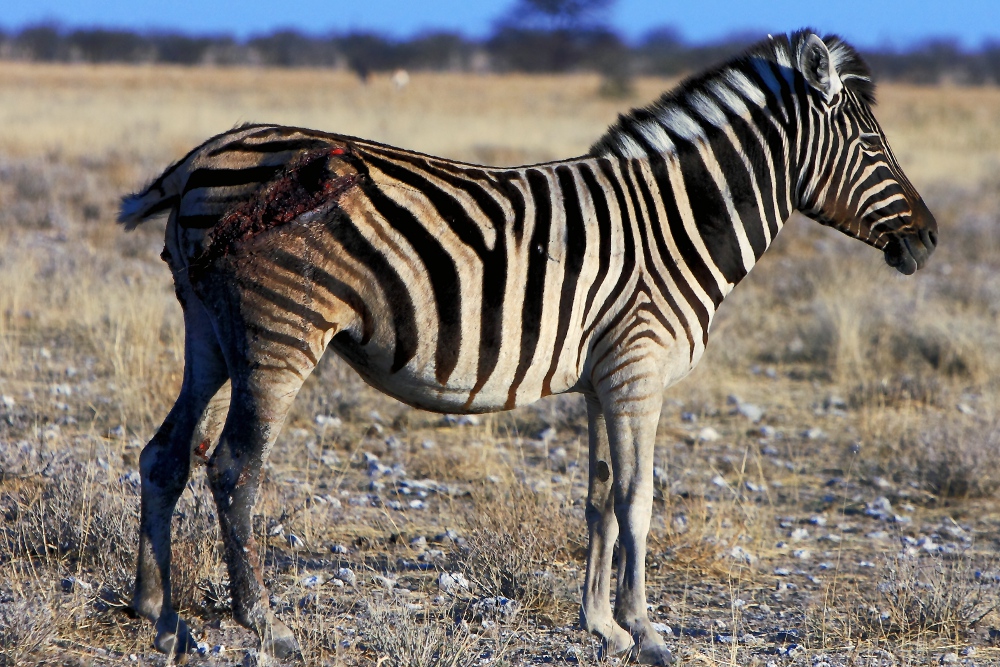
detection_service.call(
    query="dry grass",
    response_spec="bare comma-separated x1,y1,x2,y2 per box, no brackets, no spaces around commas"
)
1,63,1000,665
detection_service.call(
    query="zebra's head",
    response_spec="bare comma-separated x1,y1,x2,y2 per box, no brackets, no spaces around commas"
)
792,32,937,275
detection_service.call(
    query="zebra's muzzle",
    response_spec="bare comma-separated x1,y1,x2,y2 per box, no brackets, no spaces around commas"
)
883,197,937,275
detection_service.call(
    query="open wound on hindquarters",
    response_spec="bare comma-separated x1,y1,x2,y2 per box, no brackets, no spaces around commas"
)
199,147,360,265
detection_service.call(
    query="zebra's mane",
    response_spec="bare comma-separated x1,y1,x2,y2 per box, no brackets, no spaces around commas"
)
589,29,875,159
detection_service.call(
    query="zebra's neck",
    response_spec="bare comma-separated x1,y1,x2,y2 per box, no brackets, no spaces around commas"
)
589,53,805,296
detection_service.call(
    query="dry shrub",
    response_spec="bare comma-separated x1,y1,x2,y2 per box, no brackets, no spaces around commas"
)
849,374,944,410
5,457,138,581
360,599,497,667
458,481,575,620
0,595,54,666
913,417,1000,499
852,553,998,640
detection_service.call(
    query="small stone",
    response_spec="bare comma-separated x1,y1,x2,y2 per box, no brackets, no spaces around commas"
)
759,425,776,438
802,427,825,440
681,411,697,423
286,534,304,549
410,535,428,550
372,575,396,590
774,567,791,576
956,403,975,415
729,546,756,564
438,572,470,594
792,549,811,560
336,568,357,587
651,622,672,636
61,576,92,592
809,515,827,526
408,499,426,510
331,544,348,555
789,527,809,541
421,439,436,449
939,652,959,664
300,575,322,588
698,426,721,442
314,414,343,429
737,403,764,423
711,474,728,488
471,596,520,621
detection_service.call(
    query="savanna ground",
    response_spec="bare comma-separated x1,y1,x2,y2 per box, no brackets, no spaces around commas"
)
1,63,1000,667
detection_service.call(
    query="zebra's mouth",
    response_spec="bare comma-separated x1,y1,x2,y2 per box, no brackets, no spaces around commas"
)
883,232,935,275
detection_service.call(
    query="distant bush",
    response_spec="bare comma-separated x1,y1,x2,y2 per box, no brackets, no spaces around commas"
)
1,23,999,84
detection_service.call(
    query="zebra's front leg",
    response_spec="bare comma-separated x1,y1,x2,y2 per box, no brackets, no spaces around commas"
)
580,394,633,655
598,364,673,665
207,370,306,662
134,309,230,657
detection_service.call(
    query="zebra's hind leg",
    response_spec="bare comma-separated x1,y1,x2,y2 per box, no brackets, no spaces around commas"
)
134,296,231,657
580,393,633,656
206,359,310,661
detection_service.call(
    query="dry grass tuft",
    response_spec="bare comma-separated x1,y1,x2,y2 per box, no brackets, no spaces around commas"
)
852,552,999,641
458,481,576,621
912,417,1000,499
0,594,55,666
360,598,506,667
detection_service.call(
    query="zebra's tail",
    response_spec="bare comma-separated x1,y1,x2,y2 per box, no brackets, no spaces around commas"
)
117,183,179,231
118,156,189,230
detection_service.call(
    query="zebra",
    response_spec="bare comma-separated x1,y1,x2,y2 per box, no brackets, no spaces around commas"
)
118,30,936,664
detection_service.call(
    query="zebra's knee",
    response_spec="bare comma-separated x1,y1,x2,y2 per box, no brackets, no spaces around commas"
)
139,425,191,496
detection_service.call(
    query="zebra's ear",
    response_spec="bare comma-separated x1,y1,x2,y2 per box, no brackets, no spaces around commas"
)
799,34,843,103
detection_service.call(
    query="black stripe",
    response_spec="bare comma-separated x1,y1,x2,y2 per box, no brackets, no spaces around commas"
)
632,161,703,354
578,164,612,326
506,168,552,408
668,133,747,284
578,159,637,364
497,171,527,243
182,165,283,195
356,168,462,383
246,322,318,367
178,214,222,229
208,138,331,157
703,123,768,259
624,130,725,309
144,195,179,218
352,148,510,403
721,106,781,238
620,162,681,344
269,249,374,344
541,166,587,395
325,211,418,373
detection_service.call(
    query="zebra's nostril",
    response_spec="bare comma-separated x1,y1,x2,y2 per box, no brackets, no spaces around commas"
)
920,228,938,251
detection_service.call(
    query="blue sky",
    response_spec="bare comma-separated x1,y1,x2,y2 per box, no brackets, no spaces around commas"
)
2,0,997,49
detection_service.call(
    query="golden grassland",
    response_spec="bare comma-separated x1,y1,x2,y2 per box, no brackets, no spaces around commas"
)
1,62,1000,666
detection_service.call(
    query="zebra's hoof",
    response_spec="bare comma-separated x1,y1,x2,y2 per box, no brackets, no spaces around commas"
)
632,643,674,665
260,616,302,662
154,613,197,659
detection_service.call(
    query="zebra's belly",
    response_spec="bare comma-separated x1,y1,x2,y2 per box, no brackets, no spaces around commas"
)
328,334,580,414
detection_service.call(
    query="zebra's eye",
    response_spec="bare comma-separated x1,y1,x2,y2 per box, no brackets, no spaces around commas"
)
859,133,883,152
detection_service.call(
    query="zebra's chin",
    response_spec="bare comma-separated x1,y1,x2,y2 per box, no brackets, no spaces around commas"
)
883,235,930,275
